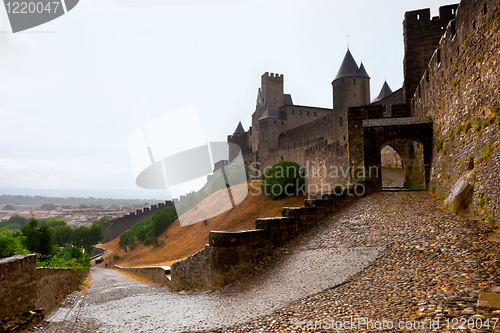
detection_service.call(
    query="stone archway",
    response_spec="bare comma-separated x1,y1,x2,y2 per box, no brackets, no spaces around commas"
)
380,139,426,189
381,144,404,188
278,133,287,147
346,106,433,191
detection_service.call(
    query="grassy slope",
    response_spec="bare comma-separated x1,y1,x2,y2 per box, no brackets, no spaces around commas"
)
98,181,304,267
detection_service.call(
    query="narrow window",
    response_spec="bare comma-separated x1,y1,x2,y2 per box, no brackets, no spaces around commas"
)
340,117,343,126
426,70,429,83
314,112,317,116
274,121,276,125
437,49,441,66
417,14,420,20
353,79,356,85
281,121,284,125
473,20,476,30
484,3,487,15
306,111,309,116
291,109,294,114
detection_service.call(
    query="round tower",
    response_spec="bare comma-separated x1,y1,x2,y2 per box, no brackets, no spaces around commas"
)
331,49,370,143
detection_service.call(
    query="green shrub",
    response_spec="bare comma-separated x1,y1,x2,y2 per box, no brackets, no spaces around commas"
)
261,159,305,200
332,185,344,195
144,236,158,246
37,247,89,271
118,206,177,250
0,228,29,258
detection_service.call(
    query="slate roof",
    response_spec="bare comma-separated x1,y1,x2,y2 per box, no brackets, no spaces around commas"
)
283,94,293,105
233,121,245,134
259,108,287,121
334,50,371,81
358,62,370,79
372,81,393,102
334,49,359,80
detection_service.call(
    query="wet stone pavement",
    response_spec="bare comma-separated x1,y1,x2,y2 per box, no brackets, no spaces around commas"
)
29,192,500,332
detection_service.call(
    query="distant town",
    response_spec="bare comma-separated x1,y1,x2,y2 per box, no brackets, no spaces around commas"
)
0,194,161,228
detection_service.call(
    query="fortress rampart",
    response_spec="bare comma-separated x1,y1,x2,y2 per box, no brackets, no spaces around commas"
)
102,201,174,243
410,0,500,219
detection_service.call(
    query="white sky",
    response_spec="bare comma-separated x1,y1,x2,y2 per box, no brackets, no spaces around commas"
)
0,0,455,199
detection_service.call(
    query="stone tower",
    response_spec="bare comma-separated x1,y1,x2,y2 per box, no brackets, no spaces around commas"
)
331,49,370,143
403,4,458,102
250,72,284,151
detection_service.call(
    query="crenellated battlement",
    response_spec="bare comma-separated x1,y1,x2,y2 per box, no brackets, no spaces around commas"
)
403,4,459,102
262,72,283,79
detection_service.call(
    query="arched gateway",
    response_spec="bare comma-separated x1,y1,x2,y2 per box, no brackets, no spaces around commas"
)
347,105,433,191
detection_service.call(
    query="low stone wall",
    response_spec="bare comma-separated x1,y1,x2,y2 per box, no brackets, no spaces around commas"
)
0,254,81,319
115,265,171,286
170,191,358,291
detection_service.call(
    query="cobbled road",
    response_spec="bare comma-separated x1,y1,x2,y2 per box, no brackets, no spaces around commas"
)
29,192,500,332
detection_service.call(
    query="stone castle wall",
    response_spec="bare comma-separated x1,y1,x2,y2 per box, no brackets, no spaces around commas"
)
243,112,348,196
411,0,500,219
102,201,174,243
0,254,81,318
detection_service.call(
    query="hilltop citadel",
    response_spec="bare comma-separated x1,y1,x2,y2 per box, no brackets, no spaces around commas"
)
228,0,499,222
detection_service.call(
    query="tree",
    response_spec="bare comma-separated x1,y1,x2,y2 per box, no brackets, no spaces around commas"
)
45,218,67,228
39,203,57,211
0,215,29,229
20,218,53,257
72,224,104,253
2,204,15,210
0,228,29,258
52,225,73,247
78,204,89,209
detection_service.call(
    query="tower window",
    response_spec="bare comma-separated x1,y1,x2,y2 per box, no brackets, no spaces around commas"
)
281,121,284,125
298,110,302,115
340,117,343,126
354,94,356,98
274,121,276,125
306,111,309,116
353,79,356,85
314,112,317,116
291,109,294,114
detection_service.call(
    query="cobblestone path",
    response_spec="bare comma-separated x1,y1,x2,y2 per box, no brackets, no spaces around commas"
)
29,192,500,332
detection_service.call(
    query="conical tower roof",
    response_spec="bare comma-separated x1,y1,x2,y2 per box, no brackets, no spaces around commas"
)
233,121,245,134
373,81,393,102
334,49,360,80
358,62,370,79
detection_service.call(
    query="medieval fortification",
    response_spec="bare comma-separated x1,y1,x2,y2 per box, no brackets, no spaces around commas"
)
228,0,500,221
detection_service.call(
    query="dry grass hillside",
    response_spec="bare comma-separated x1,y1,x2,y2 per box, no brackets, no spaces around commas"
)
98,181,304,267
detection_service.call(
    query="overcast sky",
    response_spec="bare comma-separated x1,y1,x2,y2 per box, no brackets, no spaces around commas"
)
0,0,455,200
